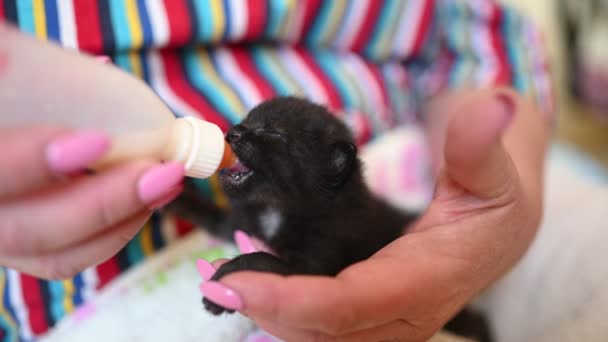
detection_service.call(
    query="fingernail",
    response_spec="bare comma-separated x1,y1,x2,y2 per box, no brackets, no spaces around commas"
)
96,56,111,64
200,281,244,310
196,259,216,281
235,230,257,254
147,184,183,210
495,93,515,130
46,131,110,174
137,162,184,206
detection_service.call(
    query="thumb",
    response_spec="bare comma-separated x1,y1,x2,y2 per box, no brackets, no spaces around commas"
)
443,91,517,199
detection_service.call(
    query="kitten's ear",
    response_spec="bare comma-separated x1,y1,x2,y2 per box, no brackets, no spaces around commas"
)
323,142,357,189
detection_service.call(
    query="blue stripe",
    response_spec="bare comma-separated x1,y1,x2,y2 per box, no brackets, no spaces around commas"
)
43,0,60,42
108,0,132,51
251,47,291,95
2,270,18,342
192,0,213,42
136,0,154,47
140,51,152,84
151,214,164,250
183,50,242,123
114,53,133,73
311,49,355,108
222,0,231,40
364,0,399,58
47,281,64,323
304,0,332,45
71,274,84,307
503,9,525,92
265,0,288,38
16,0,35,35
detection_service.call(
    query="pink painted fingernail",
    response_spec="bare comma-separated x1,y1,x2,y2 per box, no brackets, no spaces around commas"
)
96,56,111,64
46,131,110,174
196,259,216,281
137,162,184,207
147,184,183,210
200,281,244,310
235,230,257,254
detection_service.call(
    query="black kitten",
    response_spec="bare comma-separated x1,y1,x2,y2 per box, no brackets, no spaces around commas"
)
167,97,491,341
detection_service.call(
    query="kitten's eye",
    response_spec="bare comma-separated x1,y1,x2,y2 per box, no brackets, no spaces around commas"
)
255,128,285,140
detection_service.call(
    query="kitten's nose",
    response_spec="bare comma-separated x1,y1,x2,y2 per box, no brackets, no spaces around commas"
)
226,124,246,143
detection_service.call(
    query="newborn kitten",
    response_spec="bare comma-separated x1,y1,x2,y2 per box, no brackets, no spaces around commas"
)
168,97,491,341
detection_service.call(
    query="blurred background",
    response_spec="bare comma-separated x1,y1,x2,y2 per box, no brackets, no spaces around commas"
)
504,0,608,166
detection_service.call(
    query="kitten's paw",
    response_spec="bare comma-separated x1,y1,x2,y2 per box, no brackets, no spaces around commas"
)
202,297,235,315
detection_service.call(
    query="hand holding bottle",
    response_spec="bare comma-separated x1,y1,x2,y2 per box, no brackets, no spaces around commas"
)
0,125,185,279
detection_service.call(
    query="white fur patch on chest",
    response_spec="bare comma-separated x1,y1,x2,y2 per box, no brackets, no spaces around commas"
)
259,208,282,239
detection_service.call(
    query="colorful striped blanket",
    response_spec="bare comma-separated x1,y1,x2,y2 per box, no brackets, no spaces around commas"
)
0,1,553,340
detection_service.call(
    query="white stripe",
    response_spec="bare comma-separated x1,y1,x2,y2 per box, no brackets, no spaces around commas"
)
57,0,78,50
80,268,99,302
277,48,329,105
213,48,262,109
146,0,170,47
334,0,370,49
343,54,388,125
228,0,248,41
7,270,33,340
147,51,201,118
392,0,424,57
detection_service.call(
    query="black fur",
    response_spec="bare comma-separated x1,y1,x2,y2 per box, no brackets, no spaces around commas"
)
167,97,491,341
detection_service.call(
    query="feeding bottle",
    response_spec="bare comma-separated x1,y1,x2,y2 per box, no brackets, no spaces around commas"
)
0,23,235,178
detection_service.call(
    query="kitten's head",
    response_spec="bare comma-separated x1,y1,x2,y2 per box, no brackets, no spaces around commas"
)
220,97,360,204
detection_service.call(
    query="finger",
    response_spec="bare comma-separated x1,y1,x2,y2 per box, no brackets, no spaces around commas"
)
1,212,149,279
443,90,517,199
211,258,230,269
0,161,184,256
0,126,109,199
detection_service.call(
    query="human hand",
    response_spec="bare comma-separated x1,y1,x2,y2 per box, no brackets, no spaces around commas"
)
197,88,549,341
0,126,184,279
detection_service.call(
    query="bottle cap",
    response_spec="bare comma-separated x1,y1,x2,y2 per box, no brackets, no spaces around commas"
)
181,117,226,179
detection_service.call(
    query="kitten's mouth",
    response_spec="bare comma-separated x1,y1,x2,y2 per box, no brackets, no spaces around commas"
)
222,158,254,184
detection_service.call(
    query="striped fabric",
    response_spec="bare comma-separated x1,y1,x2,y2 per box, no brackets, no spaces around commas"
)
0,1,554,340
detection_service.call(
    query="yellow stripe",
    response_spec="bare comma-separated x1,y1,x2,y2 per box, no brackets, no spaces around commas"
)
141,222,155,256
197,51,245,114
321,0,347,45
125,0,144,49
209,175,228,209
33,0,48,40
279,0,297,40
128,52,143,79
0,269,18,338
210,0,225,42
62,280,75,313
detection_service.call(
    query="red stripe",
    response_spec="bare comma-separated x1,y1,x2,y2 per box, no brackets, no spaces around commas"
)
231,47,276,100
488,3,511,85
300,0,322,40
19,274,49,335
73,1,103,53
161,50,230,132
351,1,383,53
175,217,194,236
163,0,191,47
0,0,5,19
244,0,266,41
411,0,434,55
96,256,121,289
294,47,342,111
